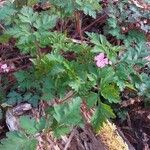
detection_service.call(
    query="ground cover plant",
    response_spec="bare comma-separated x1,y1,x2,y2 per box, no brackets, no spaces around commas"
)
0,0,150,149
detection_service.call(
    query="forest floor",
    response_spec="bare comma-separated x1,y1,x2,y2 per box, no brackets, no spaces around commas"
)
0,22,150,150
0,1,150,150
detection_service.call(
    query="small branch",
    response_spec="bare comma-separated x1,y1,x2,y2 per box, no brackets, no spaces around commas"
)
70,38,88,44
120,97,142,108
73,13,107,38
63,128,77,150
130,0,150,10
34,40,43,58
57,90,75,104
82,14,107,33
47,91,75,106
1,55,33,63
75,11,83,42
8,64,31,74
0,24,6,31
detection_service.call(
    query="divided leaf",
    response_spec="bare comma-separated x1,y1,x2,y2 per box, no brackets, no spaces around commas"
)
19,115,45,135
92,103,115,132
0,131,37,150
101,83,120,103
54,97,82,126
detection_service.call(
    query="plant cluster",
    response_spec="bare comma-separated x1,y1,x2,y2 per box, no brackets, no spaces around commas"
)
0,0,149,149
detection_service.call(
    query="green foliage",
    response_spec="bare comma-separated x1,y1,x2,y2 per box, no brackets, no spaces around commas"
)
136,73,150,100
0,34,11,43
0,2,16,25
6,91,22,105
49,0,101,18
101,83,120,103
106,1,150,39
19,115,45,134
0,131,37,150
14,70,40,89
124,30,146,47
54,97,82,126
52,97,83,137
6,90,40,107
0,115,45,149
87,31,149,106
85,92,98,108
121,41,149,66
0,0,149,146
92,102,115,132
87,32,122,62
7,6,57,55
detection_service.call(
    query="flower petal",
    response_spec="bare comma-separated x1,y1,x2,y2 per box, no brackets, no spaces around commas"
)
1,64,7,69
94,53,105,61
96,60,106,68
104,58,109,64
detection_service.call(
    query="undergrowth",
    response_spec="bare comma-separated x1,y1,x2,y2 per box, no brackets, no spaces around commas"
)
0,0,149,149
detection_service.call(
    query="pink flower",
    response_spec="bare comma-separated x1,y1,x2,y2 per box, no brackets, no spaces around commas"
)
94,53,111,68
0,64,10,73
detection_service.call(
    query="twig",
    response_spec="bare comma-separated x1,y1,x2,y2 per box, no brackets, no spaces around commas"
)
130,0,150,10
75,11,83,41
70,38,88,44
63,128,77,150
82,14,107,33
47,91,75,106
57,90,75,104
120,98,142,108
1,55,33,63
73,13,107,38
8,64,31,73
0,24,6,31
117,128,136,150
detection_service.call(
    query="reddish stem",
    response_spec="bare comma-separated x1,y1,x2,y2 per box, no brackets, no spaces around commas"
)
73,14,107,38
75,11,83,42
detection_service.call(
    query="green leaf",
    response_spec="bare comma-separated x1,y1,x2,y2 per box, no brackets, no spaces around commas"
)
85,92,98,108
35,117,46,132
76,0,101,18
42,92,55,101
124,30,146,47
6,91,23,105
86,32,109,47
24,93,39,107
54,97,82,126
87,32,121,62
27,0,38,6
14,70,39,89
18,6,38,24
0,34,11,43
99,67,115,84
121,42,149,65
53,125,70,138
33,14,57,30
14,70,27,82
0,2,16,22
69,80,81,92
101,83,120,103
92,103,115,132
0,131,37,150
107,17,117,28
41,77,55,101
19,116,38,135
49,0,101,18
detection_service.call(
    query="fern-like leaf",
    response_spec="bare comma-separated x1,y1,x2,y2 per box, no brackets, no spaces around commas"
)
92,103,115,132
0,131,37,150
